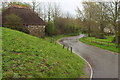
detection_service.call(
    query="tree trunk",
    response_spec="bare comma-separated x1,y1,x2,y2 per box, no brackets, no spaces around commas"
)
114,2,118,46
88,23,91,37
88,12,91,37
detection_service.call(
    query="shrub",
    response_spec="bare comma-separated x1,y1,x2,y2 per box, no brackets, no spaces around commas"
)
5,13,22,25
96,33,106,39
90,33,95,37
2,70,14,78
45,21,55,36
4,13,29,33
112,37,116,43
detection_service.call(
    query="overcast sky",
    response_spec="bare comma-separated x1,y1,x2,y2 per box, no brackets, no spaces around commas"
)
1,0,114,16
24,0,83,17
1,0,83,16
60,0,83,16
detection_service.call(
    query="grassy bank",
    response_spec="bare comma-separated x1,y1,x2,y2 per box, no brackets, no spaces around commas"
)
1,27,86,78
79,36,119,53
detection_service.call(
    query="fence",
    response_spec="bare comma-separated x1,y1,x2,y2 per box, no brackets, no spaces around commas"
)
50,38,73,53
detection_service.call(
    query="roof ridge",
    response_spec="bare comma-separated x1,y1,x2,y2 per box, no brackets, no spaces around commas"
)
11,4,29,9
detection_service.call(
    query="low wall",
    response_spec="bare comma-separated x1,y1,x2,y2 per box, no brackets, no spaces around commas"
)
26,25,45,38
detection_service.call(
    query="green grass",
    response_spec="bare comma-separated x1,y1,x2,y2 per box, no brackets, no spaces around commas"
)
1,27,86,78
0,27,1,80
83,36,115,46
79,36,119,53
85,36,114,42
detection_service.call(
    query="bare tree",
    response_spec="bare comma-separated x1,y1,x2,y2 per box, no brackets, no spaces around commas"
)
47,2,52,21
102,1,118,44
1,2,9,11
82,2,96,36
43,4,47,21
31,0,41,12
51,3,61,22
77,2,115,38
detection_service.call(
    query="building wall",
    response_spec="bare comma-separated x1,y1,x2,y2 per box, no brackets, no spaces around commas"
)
25,25,45,38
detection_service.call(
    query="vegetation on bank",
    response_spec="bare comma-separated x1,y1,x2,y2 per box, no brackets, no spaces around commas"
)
79,36,119,53
1,27,86,78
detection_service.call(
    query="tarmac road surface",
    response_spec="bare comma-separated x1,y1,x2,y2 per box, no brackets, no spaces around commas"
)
57,34,118,79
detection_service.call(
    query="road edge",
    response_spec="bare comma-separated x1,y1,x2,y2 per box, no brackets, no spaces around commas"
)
57,38,93,80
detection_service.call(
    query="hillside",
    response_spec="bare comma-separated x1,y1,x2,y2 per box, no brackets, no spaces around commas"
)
1,27,86,78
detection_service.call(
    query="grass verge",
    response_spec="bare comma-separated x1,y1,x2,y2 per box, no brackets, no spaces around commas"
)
79,36,119,53
1,27,86,78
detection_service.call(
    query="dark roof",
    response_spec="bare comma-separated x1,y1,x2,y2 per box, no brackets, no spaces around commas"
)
2,5,45,25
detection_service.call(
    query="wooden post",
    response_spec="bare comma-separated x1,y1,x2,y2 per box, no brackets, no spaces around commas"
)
70,47,72,53
52,38,53,43
53,39,54,43
67,46,69,51
63,45,65,49
50,38,52,43
52,38,54,43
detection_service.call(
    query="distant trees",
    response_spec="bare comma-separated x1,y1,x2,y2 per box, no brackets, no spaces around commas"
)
76,1,120,47
46,21,55,36
77,2,99,36
43,2,79,35
53,15,80,35
105,2,118,45
31,0,42,13
1,2,9,12
76,1,118,39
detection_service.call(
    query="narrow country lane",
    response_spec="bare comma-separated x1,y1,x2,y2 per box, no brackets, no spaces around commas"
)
57,34,118,78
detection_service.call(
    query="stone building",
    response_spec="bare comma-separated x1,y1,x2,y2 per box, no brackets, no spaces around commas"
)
2,5,46,38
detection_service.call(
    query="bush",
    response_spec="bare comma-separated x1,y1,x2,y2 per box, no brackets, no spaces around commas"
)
2,70,14,78
90,33,95,37
112,37,116,43
4,13,29,33
45,21,55,36
91,31,106,39
5,13,22,25
95,33,106,39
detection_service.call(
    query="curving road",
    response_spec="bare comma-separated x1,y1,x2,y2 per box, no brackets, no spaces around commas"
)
57,34,118,78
